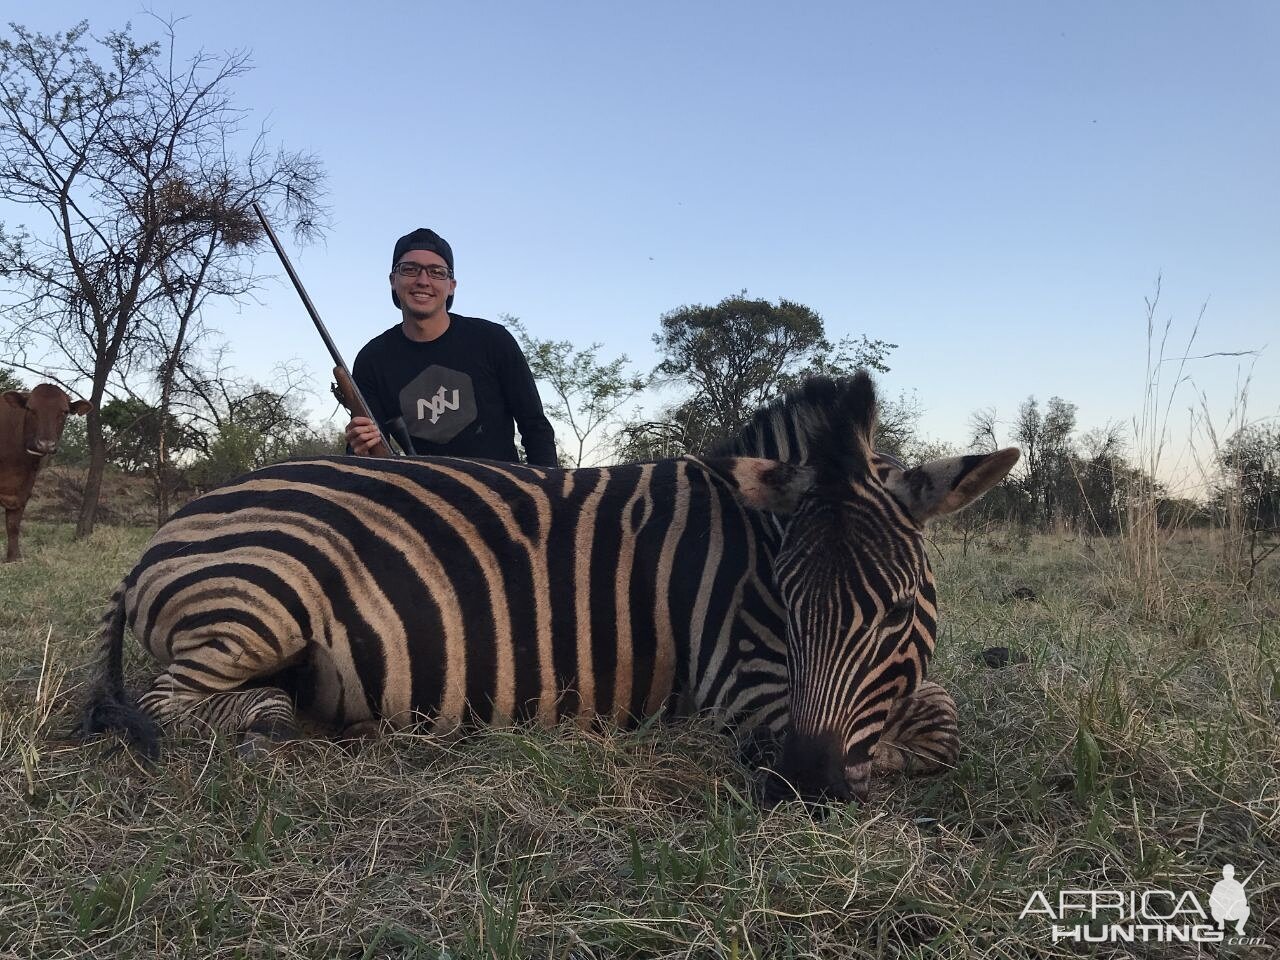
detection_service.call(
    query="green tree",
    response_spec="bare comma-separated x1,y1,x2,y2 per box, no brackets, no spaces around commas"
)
507,317,650,467
94,395,204,518
50,416,92,467
1219,425,1280,530
649,291,896,451
1069,425,1132,535
98,397,196,474
182,365,336,489
973,399,1147,535
1217,424,1280,586
0,19,324,538
0,368,23,392
1012,396,1077,529
187,419,343,490
655,293,896,442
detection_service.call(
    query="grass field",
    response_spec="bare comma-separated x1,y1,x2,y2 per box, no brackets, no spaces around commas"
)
1,520,1276,958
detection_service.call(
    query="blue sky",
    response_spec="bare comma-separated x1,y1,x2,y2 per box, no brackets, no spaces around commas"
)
6,2,1278,486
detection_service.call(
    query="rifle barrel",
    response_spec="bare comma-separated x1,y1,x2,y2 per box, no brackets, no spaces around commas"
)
252,202,396,456
252,204,345,367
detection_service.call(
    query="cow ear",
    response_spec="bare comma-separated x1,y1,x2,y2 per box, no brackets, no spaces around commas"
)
2,390,29,410
883,448,1020,523
69,400,92,416
707,457,815,515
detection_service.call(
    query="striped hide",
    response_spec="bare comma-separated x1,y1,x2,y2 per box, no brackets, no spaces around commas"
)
82,372,1018,803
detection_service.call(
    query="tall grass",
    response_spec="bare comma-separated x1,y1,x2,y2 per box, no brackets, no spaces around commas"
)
1115,275,1194,618
0,523,1276,957
1114,275,1266,616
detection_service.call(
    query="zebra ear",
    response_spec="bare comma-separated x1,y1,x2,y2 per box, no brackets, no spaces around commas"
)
882,448,1020,523
706,458,815,515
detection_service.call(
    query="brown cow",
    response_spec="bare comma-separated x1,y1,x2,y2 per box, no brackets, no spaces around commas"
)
1,384,92,562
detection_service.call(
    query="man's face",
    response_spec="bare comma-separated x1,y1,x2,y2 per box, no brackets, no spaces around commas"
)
391,250,456,320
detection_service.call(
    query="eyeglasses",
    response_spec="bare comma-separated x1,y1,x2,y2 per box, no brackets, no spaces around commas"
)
393,262,453,280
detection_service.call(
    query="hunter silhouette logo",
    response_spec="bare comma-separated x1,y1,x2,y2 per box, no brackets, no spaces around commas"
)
1020,864,1264,946
1210,864,1257,935
418,385,460,424
399,365,476,444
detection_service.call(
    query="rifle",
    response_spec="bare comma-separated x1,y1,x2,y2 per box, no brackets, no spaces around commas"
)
251,203,404,457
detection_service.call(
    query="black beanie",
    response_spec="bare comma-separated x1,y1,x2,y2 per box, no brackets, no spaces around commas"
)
391,228,455,310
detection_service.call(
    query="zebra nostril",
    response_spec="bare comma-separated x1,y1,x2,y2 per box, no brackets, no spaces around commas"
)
774,730,860,805
759,762,863,808
759,768,800,806
760,768,830,807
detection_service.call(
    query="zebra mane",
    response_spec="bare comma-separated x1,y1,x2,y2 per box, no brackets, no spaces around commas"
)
708,372,877,479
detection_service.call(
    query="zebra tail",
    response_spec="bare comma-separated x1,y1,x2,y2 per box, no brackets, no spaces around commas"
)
79,583,161,759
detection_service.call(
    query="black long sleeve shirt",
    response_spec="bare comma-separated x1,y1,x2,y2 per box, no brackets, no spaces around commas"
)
351,315,559,466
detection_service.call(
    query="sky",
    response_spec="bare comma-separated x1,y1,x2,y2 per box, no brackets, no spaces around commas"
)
4,1,1277,491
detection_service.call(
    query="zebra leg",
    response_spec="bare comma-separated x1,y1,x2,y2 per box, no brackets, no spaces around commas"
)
337,720,382,739
138,672,298,748
871,681,959,778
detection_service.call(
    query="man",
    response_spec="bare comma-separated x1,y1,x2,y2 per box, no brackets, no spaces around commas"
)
345,228,558,466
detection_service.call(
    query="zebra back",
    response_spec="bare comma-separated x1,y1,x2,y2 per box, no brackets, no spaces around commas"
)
119,454,800,734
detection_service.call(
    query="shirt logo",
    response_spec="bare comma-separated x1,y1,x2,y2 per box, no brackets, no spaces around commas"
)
399,365,477,445
418,386,461,424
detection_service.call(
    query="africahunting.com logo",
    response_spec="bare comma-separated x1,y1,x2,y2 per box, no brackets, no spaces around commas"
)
1020,864,1264,946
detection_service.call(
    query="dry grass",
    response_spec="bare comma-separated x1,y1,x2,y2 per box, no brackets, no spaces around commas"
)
0,522,1277,958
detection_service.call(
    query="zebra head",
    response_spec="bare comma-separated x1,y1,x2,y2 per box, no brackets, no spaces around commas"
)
763,374,1019,803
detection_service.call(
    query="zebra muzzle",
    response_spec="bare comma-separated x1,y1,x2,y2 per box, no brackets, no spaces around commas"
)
766,730,865,805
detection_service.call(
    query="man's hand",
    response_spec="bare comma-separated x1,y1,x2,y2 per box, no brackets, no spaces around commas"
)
345,416,382,456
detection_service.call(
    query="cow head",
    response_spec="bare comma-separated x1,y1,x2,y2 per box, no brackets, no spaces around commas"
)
2,384,92,457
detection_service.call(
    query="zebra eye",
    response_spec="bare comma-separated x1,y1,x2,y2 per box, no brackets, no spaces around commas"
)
883,600,914,626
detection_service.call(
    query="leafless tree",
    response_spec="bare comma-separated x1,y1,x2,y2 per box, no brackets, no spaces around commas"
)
968,407,1001,453
0,19,325,535
873,389,924,458
612,407,717,463
175,351,310,447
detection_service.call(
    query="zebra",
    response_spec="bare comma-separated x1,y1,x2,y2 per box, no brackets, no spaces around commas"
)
81,373,1018,803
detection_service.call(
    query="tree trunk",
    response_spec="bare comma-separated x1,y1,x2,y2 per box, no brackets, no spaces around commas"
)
156,469,170,526
155,393,171,527
75,407,107,538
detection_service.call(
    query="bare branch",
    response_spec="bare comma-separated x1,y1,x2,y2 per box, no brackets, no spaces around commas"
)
0,17,327,534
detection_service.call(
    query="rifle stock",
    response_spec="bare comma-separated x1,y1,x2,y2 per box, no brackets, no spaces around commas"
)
332,367,393,458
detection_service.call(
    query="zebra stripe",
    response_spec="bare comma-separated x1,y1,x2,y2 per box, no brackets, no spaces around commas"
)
112,455,788,732
82,374,1018,803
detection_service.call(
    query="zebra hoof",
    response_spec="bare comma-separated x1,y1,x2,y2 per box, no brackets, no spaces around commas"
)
338,720,382,740
236,734,274,762
336,721,382,755
236,723,296,761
